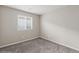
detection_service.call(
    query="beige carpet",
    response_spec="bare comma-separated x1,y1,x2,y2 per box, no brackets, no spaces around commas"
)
0,38,79,53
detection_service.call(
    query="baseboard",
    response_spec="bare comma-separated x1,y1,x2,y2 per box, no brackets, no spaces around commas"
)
1,36,79,51
0,36,39,48
40,36,79,51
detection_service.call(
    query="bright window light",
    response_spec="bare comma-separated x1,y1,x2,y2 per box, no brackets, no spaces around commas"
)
17,15,32,31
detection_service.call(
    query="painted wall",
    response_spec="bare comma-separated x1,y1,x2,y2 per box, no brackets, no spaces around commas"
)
40,6,79,51
0,8,2,42
0,6,40,46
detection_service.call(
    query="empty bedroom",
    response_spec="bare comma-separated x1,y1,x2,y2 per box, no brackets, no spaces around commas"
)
0,5,79,53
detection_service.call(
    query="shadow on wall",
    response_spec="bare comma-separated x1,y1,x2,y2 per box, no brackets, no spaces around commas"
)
45,5,79,32
41,6,79,50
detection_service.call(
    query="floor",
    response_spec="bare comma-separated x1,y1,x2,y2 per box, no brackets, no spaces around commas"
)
0,38,79,53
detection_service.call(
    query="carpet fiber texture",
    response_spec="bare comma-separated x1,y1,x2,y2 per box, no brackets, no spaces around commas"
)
0,38,79,53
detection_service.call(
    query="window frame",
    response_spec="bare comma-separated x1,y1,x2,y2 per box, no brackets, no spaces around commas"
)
17,15,33,31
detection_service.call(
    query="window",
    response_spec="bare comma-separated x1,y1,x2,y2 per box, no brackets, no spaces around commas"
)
17,15,32,31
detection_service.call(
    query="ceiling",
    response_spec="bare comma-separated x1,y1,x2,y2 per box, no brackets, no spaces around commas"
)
6,5,67,15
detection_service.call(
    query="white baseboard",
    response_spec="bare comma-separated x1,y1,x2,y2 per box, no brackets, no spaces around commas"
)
1,35,79,51
40,36,79,51
0,36,39,48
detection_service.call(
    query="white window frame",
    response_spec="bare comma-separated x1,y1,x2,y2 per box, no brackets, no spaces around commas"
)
17,15,33,31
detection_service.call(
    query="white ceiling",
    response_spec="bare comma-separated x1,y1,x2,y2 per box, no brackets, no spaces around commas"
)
6,5,67,15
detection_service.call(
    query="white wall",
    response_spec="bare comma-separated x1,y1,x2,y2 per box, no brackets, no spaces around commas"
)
40,6,79,51
0,8,2,42
1,5,79,51
0,6,40,47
